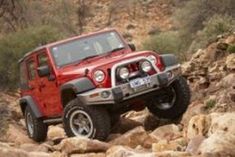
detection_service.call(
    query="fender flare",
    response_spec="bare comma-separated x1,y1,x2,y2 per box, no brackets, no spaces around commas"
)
60,77,96,106
19,96,42,118
60,77,95,94
160,54,179,67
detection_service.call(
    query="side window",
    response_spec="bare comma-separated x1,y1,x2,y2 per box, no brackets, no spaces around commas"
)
20,62,28,87
27,60,36,80
38,53,48,67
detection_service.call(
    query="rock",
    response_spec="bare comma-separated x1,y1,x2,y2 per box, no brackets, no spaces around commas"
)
124,110,160,131
152,138,187,152
47,125,66,141
58,136,110,154
20,143,49,153
107,133,122,141
198,131,235,156
70,153,105,157
154,151,190,157
142,114,160,131
186,115,211,140
50,151,66,157
109,126,157,148
150,124,181,141
0,142,11,148
106,145,154,157
208,112,235,136
198,77,210,89
225,34,235,44
5,124,34,145
28,152,50,157
216,42,228,51
0,146,50,157
0,146,27,157
226,53,235,70
220,74,235,88
204,43,226,61
186,135,205,155
181,101,205,126
111,117,142,134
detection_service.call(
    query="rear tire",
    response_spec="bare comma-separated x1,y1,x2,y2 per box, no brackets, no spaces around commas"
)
25,106,48,142
147,76,190,120
63,98,111,141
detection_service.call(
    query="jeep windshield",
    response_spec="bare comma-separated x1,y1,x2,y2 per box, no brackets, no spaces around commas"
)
50,31,126,68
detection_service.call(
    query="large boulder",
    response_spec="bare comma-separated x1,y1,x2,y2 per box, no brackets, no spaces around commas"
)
5,124,34,145
57,136,111,154
20,143,49,153
198,131,235,156
47,125,66,141
153,151,190,157
152,137,187,152
208,112,235,136
124,110,160,131
0,146,50,157
106,145,154,157
150,124,181,141
186,115,211,140
111,117,142,134
186,135,205,155
109,126,157,149
70,153,105,157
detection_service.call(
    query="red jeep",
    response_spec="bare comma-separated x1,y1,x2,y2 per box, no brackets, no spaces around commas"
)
19,29,190,142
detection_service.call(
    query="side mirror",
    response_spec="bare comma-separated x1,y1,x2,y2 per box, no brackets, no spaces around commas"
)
37,65,50,77
128,43,136,52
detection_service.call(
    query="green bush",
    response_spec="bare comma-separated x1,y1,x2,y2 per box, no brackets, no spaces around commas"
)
204,99,216,110
174,0,235,35
142,31,187,61
188,14,235,52
227,44,235,53
172,0,235,53
0,25,64,89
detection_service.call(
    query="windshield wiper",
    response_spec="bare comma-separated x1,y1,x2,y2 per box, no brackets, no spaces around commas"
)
81,54,99,61
74,54,99,66
106,47,125,54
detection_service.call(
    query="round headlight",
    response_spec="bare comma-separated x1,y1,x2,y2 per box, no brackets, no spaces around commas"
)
147,55,157,64
141,61,152,72
118,67,129,79
94,70,105,82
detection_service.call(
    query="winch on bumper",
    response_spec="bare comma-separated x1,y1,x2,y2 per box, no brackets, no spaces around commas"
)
77,63,181,105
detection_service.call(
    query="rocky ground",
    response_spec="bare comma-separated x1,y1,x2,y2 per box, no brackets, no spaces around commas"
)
0,34,235,157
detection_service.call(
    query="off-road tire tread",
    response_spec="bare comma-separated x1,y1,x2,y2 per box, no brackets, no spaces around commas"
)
148,76,190,119
25,106,48,142
63,98,111,141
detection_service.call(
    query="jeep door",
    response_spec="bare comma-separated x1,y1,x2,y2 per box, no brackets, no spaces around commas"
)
36,51,62,117
25,57,45,116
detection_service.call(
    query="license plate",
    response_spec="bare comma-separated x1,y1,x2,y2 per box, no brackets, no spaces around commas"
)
130,77,151,88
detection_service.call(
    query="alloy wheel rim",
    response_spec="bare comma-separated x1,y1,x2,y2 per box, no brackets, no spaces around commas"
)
69,110,93,137
26,112,34,136
155,87,176,110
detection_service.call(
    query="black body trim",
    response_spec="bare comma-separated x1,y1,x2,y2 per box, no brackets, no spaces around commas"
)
161,54,178,67
60,77,95,94
19,96,42,118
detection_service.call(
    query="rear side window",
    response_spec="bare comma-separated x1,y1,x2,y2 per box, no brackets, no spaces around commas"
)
27,60,36,80
38,53,48,67
19,62,28,88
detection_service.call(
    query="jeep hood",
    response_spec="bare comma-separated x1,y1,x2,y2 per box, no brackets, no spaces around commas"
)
57,51,156,78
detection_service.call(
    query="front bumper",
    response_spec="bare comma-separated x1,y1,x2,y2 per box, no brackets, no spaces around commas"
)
77,64,181,105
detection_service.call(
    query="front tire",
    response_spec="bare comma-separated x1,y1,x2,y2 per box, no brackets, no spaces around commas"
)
147,76,190,120
25,106,48,142
63,98,111,141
